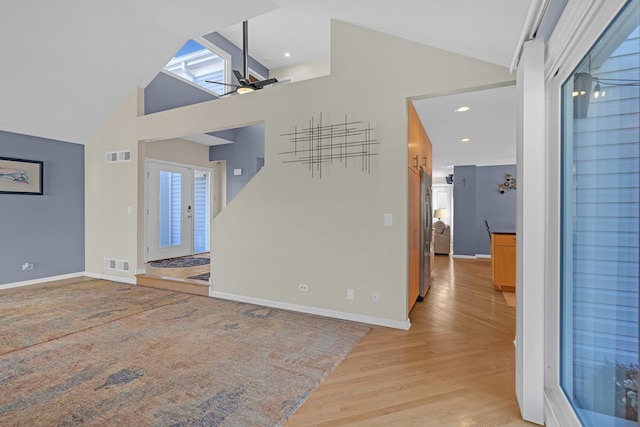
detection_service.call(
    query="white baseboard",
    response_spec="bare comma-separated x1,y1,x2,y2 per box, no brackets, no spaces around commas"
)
84,272,137,285
0,272,85,291
210,290,411,330
452,254,492,259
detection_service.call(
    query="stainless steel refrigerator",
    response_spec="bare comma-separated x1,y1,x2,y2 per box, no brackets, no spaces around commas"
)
419,169,434,298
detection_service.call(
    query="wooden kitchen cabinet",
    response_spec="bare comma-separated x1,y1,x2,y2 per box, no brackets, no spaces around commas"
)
490,233,516,292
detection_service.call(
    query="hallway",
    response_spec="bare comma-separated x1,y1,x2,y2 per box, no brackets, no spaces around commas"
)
288,255,532,426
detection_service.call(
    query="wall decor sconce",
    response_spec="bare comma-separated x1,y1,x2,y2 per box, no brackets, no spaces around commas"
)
499,174,516,194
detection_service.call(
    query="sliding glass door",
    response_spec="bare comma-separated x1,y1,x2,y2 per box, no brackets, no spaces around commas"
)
560,1,639,425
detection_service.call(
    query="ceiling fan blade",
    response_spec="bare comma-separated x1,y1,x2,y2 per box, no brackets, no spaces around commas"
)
205,80,240,88
221,89,237,97
232,70,246,84
252,78,278,89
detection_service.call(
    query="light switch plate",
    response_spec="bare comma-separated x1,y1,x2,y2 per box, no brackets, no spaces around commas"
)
233,168,243,176
384,213,393,226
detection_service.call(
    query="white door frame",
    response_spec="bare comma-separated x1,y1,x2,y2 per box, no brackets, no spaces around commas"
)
144,159,214,262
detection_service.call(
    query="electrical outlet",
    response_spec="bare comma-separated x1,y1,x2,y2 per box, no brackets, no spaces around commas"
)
22,263,34,271
298,283,309,292
371,291,380,303
347,288,355,300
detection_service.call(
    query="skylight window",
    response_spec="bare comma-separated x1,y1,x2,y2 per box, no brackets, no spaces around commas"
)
163,39,229,96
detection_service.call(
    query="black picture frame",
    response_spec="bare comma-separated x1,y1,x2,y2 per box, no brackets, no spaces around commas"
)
0,157,44,195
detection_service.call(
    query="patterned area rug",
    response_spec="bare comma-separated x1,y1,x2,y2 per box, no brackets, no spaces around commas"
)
0,279,370,426
150,257,210,268
188,272,210,281
0,278,189,354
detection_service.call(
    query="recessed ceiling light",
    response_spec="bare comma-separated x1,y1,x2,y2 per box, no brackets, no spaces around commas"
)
454,106,470,112
460,137,471,142
284,52,291,58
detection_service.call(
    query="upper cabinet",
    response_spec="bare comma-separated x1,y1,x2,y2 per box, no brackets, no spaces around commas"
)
408,101,432,175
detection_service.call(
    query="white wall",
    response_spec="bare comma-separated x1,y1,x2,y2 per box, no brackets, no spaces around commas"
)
87,20,513,327
270,56,331,83
85,89,142,283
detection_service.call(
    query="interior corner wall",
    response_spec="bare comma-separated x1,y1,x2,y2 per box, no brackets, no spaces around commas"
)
85,90,140,282
452,165,477,256
270,56,331,82
209,124,265,203
133,20,514,326
0,131,84,285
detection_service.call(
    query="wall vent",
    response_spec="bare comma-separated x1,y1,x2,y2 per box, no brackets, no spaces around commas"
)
116,260,130,272
104,258,117,270
105,150,132,164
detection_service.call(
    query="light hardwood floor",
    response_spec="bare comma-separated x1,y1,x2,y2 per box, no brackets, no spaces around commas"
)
136,253,211,296
287,255,534,426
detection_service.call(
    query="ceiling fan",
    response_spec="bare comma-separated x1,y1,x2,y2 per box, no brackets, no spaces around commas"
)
206,21,277,96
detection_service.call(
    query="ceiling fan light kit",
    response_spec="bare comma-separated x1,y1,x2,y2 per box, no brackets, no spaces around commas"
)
205,21,278,97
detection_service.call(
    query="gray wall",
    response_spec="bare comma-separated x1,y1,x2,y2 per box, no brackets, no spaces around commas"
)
453,164,516,256
452,165,477,256
145,33,269,115
145,72,217,115
209,124,264,203
475,165,517,254
0,131,85,285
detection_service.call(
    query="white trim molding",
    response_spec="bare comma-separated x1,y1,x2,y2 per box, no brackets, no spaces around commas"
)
510,0,550,72
0,272,85,291
545,0,628,80
451,254,477,259
516,37,546,425
210,290,412,330
84,272,137,285
542,0,632,426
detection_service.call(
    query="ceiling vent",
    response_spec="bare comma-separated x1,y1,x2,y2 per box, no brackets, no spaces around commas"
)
105,150,132,164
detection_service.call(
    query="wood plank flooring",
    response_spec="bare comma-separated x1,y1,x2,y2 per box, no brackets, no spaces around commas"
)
287,255,534,426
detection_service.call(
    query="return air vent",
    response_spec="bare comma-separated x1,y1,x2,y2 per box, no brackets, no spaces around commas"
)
116,260,130,272
104,258,117,270
105,150,132,164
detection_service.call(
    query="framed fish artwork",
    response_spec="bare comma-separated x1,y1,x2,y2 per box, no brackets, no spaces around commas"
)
0,157,44,195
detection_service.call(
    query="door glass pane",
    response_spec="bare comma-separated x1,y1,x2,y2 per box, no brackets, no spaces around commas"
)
560,1,640,426
159,171,182,248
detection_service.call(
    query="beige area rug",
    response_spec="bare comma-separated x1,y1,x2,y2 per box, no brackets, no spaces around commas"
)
0,279,370,426
502,291,516,307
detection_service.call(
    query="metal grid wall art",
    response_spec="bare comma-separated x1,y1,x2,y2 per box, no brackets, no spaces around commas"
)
280,113,379,179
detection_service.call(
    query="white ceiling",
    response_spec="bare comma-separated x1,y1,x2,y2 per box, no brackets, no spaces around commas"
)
0,0,530,146
413,85,518,178
220,0,531,69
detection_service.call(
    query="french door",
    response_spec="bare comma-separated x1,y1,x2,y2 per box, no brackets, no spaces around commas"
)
146,161,195,261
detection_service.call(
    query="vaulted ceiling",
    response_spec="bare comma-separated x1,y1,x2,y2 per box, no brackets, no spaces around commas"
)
0,0,530,145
